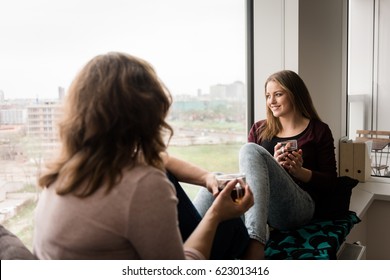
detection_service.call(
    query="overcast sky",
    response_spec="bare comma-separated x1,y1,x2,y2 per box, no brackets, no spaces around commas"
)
0,0,245,100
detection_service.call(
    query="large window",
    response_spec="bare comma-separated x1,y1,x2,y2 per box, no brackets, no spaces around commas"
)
348,0,390,179
0,0,248,249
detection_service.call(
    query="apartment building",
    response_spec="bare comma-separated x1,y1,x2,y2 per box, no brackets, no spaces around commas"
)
26,101,62,153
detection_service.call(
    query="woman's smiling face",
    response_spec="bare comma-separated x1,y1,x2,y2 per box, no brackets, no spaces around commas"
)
265,80,294,118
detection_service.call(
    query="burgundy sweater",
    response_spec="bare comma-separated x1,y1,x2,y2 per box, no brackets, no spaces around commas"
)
248,119,338,202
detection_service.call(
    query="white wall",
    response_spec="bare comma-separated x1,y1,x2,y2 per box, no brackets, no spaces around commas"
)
366,200,390,259
347,198,390,259
348,0,390,134
348,0,374,137
298,0,347,147
377,0,390,130
253,0,299,123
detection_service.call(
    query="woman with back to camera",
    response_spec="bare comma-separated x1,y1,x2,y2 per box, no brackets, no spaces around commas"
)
33,52,253,260
194,70,337,259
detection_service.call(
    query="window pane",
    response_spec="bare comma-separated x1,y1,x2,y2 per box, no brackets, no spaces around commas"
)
0,0,247,249
348,0,390,178
347,0,374,138
377,0,390,131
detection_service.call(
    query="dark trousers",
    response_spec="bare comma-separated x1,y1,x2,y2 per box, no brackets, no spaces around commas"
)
166,172,249,259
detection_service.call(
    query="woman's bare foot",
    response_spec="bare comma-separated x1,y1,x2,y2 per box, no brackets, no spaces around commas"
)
241,239,265,260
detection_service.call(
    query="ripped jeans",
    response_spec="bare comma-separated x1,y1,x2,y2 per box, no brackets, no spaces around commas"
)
194,142,314,245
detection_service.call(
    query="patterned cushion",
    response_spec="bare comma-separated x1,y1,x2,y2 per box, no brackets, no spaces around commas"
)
265,211,360,260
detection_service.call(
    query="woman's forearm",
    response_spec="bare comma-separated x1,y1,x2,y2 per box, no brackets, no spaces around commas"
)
183,208,220,259
164,154,209,186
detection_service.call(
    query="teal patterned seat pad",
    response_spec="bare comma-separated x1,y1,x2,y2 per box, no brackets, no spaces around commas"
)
265,211,361,260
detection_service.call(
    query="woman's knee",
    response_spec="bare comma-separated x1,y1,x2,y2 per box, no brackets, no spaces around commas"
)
240,143,269,155
240,142,257,155
239,143,270,164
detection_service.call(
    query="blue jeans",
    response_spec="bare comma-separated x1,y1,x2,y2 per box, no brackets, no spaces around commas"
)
166,172,249,259
194,143,314,245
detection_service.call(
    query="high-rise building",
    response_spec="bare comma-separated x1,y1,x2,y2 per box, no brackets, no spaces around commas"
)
209,81,245,100
58,87,66,101
26,101,62,154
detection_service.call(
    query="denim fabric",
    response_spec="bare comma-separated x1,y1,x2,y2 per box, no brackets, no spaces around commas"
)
167,172,249,259
193,143,314,245
239,143,314,244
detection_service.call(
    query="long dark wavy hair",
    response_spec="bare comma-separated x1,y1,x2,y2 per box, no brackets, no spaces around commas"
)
258,70,321,141
38,52,173,197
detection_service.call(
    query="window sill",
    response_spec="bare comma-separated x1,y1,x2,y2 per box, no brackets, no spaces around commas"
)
350,178,390,218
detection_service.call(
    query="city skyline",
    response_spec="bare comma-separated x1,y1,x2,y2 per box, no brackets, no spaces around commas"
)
0,80,246,103
0,0,245,99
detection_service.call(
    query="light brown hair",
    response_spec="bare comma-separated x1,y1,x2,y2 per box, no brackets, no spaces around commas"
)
258,70,321,141
38,52,173,197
